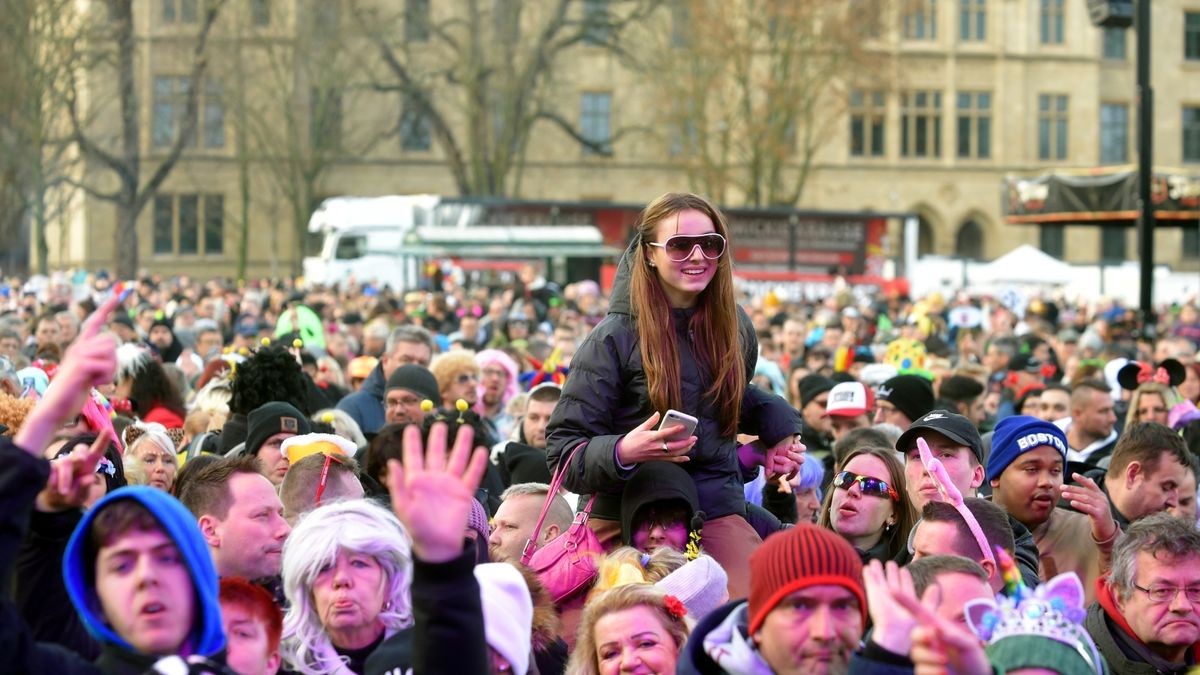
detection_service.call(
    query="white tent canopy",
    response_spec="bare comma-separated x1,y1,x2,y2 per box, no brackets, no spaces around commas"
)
971,244,1074,285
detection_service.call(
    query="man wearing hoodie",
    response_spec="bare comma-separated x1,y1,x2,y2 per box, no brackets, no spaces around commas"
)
336,325,435,434
0,293,230,673
1085,513,1200,674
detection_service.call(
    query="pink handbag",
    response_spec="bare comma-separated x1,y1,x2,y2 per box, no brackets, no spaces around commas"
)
520,441,601,603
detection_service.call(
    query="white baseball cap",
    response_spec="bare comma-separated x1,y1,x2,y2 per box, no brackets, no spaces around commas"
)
826,381,874,418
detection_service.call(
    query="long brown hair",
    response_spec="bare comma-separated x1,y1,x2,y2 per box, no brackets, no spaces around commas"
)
630,193,744,438
818,445,916,561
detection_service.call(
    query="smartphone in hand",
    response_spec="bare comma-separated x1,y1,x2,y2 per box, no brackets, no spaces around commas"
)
657,409,699,442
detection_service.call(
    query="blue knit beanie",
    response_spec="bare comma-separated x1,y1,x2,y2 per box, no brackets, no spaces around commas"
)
987,415,1068,482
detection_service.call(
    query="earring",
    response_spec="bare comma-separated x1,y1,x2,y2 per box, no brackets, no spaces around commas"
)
647,260,656,268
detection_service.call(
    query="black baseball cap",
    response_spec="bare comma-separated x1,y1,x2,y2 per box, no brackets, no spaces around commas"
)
895,409,984,463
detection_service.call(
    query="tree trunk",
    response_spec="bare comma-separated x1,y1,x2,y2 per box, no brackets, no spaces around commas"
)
115,193,138,279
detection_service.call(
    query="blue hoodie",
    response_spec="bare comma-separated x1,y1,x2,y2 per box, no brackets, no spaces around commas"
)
61,486,225,658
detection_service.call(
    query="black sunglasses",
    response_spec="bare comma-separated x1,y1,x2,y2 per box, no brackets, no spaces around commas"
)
647,233,727,262
833,470,899,501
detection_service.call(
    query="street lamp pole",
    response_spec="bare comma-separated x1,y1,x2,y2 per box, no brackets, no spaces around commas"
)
1134,0,1154,331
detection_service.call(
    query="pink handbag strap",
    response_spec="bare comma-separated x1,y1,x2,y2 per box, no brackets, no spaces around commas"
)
520,441,597,564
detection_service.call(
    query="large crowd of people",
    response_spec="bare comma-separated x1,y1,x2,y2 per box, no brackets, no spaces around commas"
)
0,190,1199,674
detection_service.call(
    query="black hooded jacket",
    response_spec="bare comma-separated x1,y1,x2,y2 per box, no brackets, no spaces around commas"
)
546,238,803,523
619,461,702,545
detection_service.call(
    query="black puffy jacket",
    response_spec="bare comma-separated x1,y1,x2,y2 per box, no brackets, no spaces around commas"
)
546,239,803,522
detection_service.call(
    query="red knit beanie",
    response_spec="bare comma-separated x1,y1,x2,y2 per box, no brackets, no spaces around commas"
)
747,524,866,635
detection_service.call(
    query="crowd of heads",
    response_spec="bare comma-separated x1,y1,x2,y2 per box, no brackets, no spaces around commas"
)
0,194,1199,675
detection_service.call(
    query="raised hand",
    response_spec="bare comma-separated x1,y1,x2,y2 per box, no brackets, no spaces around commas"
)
16,293,122,456
616,411,695,466
36,429,112,513
1062,473,1118,543
863,559,921,655
891,582,991,675
386,422,489,563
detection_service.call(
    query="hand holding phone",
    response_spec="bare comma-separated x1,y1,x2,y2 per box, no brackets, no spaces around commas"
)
617,410,698,466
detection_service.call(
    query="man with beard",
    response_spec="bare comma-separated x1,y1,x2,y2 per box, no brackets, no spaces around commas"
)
988,416,1118,603
1085,513,1200,674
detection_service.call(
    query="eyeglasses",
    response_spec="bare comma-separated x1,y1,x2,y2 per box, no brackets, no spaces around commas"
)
647,233,727,262
314,453,345,507
833,470,899,501
1131,583,1200,605
456,372,479,384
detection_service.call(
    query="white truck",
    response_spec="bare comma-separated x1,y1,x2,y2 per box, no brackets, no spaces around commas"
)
301,195,620,290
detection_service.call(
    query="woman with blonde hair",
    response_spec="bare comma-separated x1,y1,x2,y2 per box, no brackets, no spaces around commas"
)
280,499,413,674
1125,382,1181,428
547,193,803,597
591,546,687,596
568,584,690,675
123,421,179,491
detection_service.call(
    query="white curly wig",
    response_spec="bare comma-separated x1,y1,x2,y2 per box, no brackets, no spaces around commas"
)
280,499,413,675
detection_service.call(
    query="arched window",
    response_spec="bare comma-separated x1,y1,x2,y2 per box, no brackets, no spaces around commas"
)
918,216,936,257
955,219,984,260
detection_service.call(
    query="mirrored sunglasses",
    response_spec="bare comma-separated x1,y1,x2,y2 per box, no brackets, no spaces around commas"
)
647,233,727,262
833,470,898,501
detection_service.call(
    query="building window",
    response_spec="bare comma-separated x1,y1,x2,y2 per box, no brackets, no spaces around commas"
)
151,76,224,149
202,80,224,149
1040,0,1064,44
405,0,430,42
1101,225,1126,261
904,0,937,40
580,92,612,156
918,216,936,257
153,194,224,256
250,0,270,26
901,90,942,158
204,195,224,255
583,0,610,45
1102,27,1126,60
1037,94,1068,161
1186,107,1200,162
152,76,189,148
1183,226,1199,260
1040,226,1065,259
178,195,198,255
162,0,198,24
1187,12,1200,61
955,220,984,259
849,90,886,158
400,97,432,151
154,195,174,254
960,0,985,41
1100,103,1128,164
310,87,343,152
956,91,991,159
